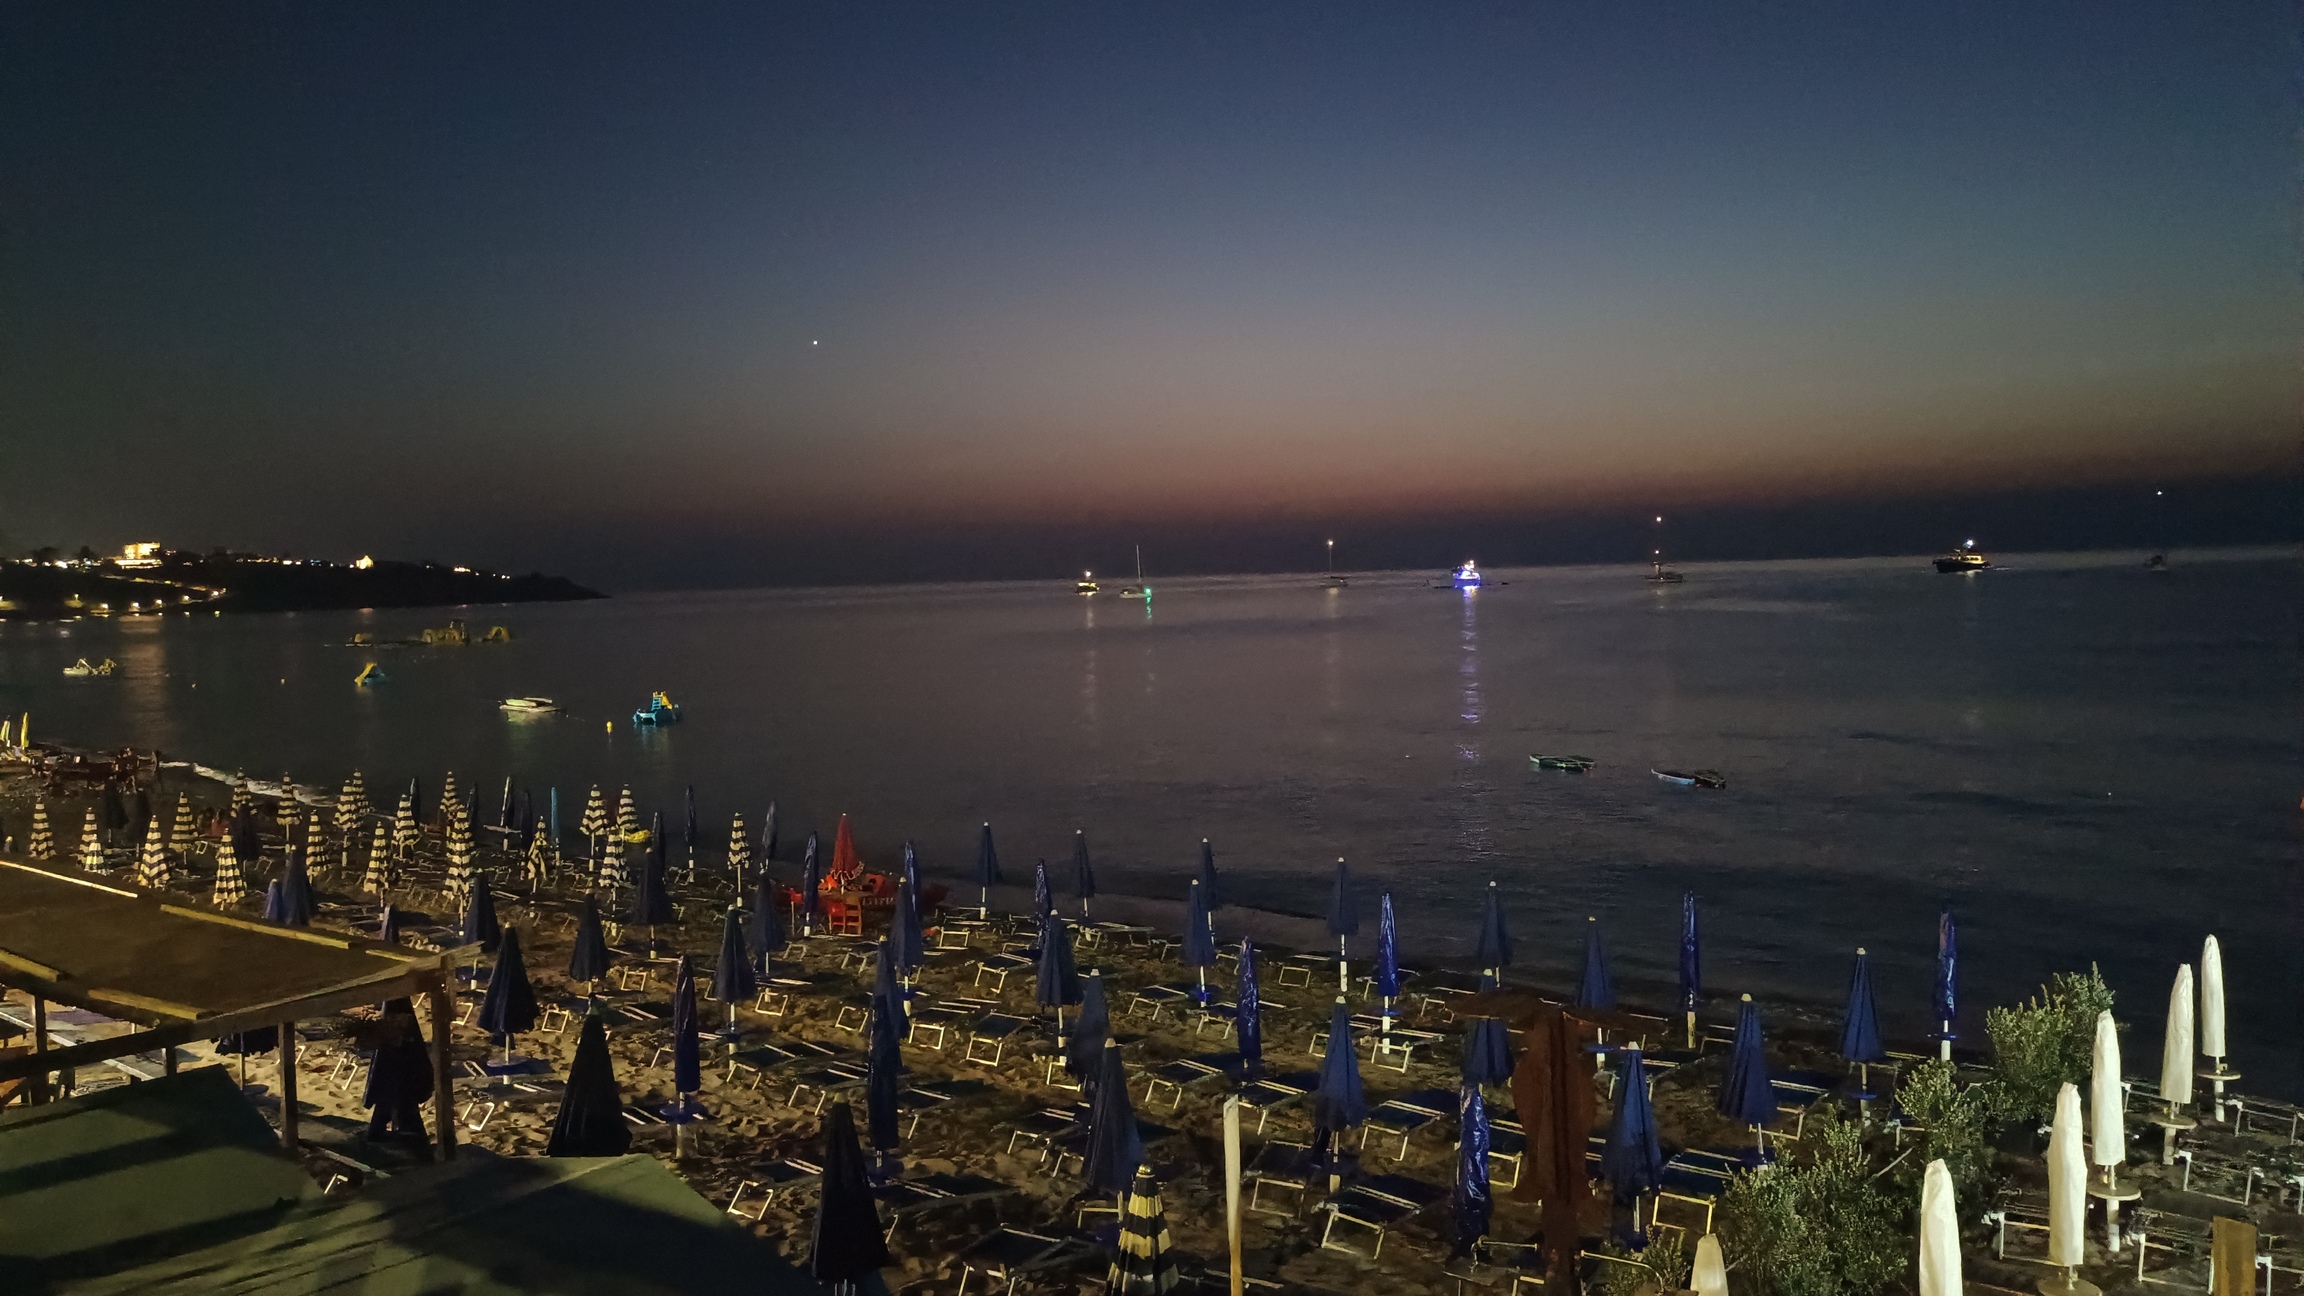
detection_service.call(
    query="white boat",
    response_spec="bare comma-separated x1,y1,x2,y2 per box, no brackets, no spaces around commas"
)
61,658,116,677
1452,561,1482,589
500,697,556,714
1075,571,1100,595
1118,546,1152,600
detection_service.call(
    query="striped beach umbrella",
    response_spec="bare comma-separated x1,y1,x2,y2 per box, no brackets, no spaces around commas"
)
211,832,246,905
334,772,367,843
579,786,608,870
169,794,197,857
1181,879,1217,1005
1474,881,1512,975
568,895,613,990
442,800,478,908
1451,1082,1493,1258
1679,891,1701,1046
1073,831,1096,917
391,786,417,860
547,1009,631,1157
725,813,750,891
363,821,394,894
1575,916,1615,1010
1235,938,1263,1080
1327,858,1357,995
524,829,552,892
437,772,459,829
27,799,53,859
1195,838,1223,911
1033,859,1054,924
1108,1164,1181,1294
614,787,639,844
78,807,104,870
229,772,252,819
276,791,301,853
974,822,1001,917
135,819,170,890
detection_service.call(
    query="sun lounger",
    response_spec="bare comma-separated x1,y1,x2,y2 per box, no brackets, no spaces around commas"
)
1360,1088,1455,1160
1245,1139,1321,1216
1487,1117,1526,1190
787,1064,868,1114
1275,953,1329,989
955,1228,1097,1296
1003,1106,1087,1159
964,1012,1034,1066
753,975,810,1017
1143,1055,1232,1111
1321,1173,1447,1258
1125,983,1196,1021
909,1002,972,1050
1239,1070,1318,1134
973,953,1035,992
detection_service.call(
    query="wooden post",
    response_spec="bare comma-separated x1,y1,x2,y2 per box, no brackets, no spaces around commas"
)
277,1021,299,1151
427,975,456,1161
1223,1095,1244,1296
30,996,48,1105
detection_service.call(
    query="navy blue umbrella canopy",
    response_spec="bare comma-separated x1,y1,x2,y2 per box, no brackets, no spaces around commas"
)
1069,970,1111,1078
378,903,402,946
750,872,787,967
976,821,1002,886
463,880,503,954
670,955,702,1095
1679,891,1702,1018
568,894,612,983
1841,948,1887,1065
810,1102,891,1285
1312,998,1368,1132
1034,911,1081,1011
1717,995,1776,1127
1375,892,1402,1000
477,926,541,1040
871,938,910,1039
901,841,925,931
1182,879,1217,1004
262,880,289,925
1603,1046,1665,1203
799,834,823,928
1451,1083,1493,1258
1935,909,1958,1038
1235,939,1264,1079
761,802,778,862
631,814,675,926
547,1009,630,1157
1474,881,1512,972
865,993,905,1157
1033,859,1054,924
1575,917,1615,1011
1072,832,1096,912
683,785,698,852
361,998,433,1140
1463,972,1514,1087
889,876,925,975
1084,1040,1145,1196
711,907,759,1005
278,853,316,927
1196,839,1224,911
1327,859,1358,938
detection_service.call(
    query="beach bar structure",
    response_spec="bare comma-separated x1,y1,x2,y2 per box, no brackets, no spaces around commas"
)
0,858,465,1159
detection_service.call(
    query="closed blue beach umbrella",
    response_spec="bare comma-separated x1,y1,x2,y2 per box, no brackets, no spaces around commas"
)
1679,891,1701,1047
1181,879,1217,1005
1576,916,1615,1011
670,955,702,1097
1603,1045,1663,1205
1033,859,1054,924
463,879,502,955
1035,911,1081,1047
1717,994,1776,1144
1934,909,1958,1060
277,851,316,927
1841,947,1886,1079
810,1102,890,1288
750,872,786,972
798,832,823,933
1196,838,1223,911
683,785,698,871
546,1008,630,1157
901,841,924,930
975,822,1002,918
1084,1039,1145,1195
711,907,757,1032
1474,881,1512,974
262,879,289,925
1070,969,1111,1078
865,991,906,1165
1327,858,1357,995
1073,831,1096,917
761,802,778,863
1313,997,1367,1187
568,895,612,989
1235,938,1263,1080
378,903,402,946
477,925,540,1062
630,820,674,931
890,876,925,978
1451,1082,1493,1258
1375,890,1402,1054
871,937,910,1039
361,997,432,1145
1463,972,1513,1087
548,787,560,848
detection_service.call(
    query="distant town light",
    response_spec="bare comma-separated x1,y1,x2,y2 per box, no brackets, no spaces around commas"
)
354,555,375,569
117,541,162,569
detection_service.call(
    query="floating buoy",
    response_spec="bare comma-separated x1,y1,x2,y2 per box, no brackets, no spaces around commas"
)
605,720,614,734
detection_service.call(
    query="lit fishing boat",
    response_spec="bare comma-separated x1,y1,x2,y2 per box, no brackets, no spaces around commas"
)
1933,540,1989,573
500,697,556,714
632,692,682,725
1452,561,1482,589
1075,570,1100,595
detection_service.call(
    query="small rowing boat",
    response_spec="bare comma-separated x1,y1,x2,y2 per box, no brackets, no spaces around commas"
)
1653,768,1726,789
1531,755,1596,773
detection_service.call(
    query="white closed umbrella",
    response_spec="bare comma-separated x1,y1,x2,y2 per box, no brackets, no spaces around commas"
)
1692,1233,1729,1296
1918,1158,1962,1296
2044,1082,2095,1295
2089,1011,2124,1171
2159,965,2195,1108
2198,935,2234,1119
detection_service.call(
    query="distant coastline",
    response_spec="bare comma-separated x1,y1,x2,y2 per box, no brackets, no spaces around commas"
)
0,548,602,620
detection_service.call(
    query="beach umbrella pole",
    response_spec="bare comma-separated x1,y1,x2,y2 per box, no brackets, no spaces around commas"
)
1195,966,1207,1006
1685,1009,1696,1051
979,885,989,920
1336,936,1348,995
1939,1020,1951,1062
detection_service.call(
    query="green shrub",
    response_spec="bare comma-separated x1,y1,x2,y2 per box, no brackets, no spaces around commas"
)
1718,1113,1907,1296
1892,1059,1994,1218
1983,966,2114,1124
1594,1230,1690,1296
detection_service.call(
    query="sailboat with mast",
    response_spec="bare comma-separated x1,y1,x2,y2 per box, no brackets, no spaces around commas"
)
1118,546,1152,601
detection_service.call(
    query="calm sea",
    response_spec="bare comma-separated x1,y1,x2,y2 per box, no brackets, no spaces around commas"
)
2,548,2295,1092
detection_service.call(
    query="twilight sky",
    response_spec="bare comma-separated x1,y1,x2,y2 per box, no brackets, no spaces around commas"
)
0,2,2293,585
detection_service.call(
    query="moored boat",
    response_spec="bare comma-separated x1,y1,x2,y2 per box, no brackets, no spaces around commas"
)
632,692,682,725
1075,571,1100,595
1452,560,1482,589
1653,768,1726,789
500,696,555,714
1531,754,1596,773
1933,540,1989,573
